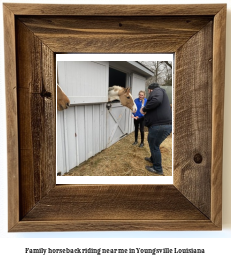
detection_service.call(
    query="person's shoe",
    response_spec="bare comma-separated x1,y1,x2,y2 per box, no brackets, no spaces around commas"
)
145,166,164,175
144,157,153,163
139,143,144,147
132,141,138,145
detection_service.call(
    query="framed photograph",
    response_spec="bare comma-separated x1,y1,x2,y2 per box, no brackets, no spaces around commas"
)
56,54,174,185
4,3,226,231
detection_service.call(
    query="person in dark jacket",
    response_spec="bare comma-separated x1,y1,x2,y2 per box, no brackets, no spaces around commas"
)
131,90,147,147
140,83,172,175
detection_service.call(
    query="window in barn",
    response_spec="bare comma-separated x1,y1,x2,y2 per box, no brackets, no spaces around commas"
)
109,67,127,102
109,67,127,86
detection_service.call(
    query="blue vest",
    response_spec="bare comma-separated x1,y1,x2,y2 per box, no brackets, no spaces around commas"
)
133,98,147,118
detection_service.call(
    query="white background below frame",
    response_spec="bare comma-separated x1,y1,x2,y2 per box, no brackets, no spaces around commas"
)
56,53,174,185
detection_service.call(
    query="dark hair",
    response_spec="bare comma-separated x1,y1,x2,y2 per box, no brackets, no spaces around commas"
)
148,83,160,90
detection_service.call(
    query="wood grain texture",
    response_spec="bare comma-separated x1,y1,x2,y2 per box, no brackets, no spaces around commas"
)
16,19,56,219
11,220,218,232
13,185,218,232
211,5,226,228
18,16,213,53
4,3,226,231
22,185,207,221
174,22,213,218
3,4,20,231
3,3,225,16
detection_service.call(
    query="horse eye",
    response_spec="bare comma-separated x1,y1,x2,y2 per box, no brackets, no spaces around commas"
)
127,96,130,99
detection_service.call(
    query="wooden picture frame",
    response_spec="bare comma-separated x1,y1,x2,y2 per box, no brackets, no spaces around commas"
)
4,3,226,232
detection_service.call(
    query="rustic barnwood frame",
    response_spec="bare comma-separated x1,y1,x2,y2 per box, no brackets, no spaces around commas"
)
4,4,226,231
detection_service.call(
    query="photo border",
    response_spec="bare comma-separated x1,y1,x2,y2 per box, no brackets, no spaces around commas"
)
4,3,226,231
56,54,174,184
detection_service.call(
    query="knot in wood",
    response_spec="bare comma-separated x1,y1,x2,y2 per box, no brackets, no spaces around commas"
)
194,153,203,164
41,90,52,99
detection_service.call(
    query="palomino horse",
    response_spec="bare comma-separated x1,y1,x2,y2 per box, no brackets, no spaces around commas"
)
57,84,70,111
108,86,137,113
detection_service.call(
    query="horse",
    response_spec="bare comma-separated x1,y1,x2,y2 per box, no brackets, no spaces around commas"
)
108,86,137,113
57,84,70,111
57,84,137,113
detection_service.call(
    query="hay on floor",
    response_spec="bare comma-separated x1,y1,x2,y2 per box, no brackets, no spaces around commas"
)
64,131,172,177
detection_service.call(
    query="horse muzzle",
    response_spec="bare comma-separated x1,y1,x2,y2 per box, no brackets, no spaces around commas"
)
132,104,137,113
57,101,70,111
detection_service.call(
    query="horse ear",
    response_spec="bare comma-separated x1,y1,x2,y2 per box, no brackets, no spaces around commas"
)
125,87,130,94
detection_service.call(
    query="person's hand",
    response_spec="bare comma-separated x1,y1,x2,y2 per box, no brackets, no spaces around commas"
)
140,107,146,115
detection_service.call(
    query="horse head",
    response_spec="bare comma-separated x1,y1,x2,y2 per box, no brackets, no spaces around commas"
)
57,84,70,111
117,87,137,113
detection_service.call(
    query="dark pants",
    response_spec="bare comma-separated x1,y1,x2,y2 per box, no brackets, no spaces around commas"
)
134,117,145,143
148,124,172,172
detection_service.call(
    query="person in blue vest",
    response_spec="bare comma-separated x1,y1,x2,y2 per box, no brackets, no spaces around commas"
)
140,83,172,175
132,90,147,147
